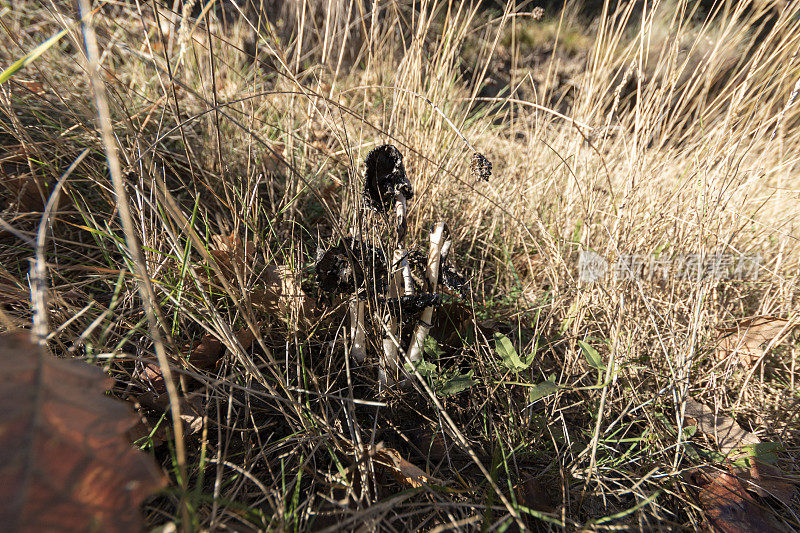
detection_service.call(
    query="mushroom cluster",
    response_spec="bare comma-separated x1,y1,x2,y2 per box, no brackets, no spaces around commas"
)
316,143,474,388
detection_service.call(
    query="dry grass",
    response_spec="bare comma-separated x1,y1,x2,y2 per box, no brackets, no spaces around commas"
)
1,0,799,530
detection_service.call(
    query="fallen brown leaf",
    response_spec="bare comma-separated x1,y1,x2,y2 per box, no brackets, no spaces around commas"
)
16,79,46,95
684,397,797,508
263,142,286,173
741,459,796,508
684,397,760,457
187,326,257,369
0,333,165,532
514,475,558,513
372,445,441,489
133,362,168,409
178,396,205,437
690,467,780,533
1,173,52,211
208,233,257,280
715,317,794,366
199,234,315,320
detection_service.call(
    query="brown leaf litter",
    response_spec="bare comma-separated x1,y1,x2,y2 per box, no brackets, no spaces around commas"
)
684,396,797,530
690,467,781,533
199,234,315,320
0,332,164,532
371,444,442,489
714,317,794,367
684,397,761,456
187,326,257,369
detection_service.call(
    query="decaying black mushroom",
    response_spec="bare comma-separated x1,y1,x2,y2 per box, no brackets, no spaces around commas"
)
403,249,469,297
316,237,387,299
379,293,442,318
440,264,468,297
363,144,414,214
470,152,492,181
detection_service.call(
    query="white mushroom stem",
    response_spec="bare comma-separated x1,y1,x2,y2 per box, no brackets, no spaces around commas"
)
350,296,366,363
379,248,406,387
401,253,414,296
395,192,407,236
441,239,452,262
406,222,446,363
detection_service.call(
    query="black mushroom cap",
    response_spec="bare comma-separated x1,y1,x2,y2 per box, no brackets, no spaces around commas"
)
470,152,492,181
316,237,388,296
362,144,414,213
380,293,442,317
404,249,469,298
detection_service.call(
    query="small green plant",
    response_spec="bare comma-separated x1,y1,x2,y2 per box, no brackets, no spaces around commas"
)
404,336,477,396
494,332,535,372
528,375,560,402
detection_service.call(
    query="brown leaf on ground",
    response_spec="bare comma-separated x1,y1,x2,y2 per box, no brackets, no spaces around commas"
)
199,235,315,319
187,326,257,369
133,362,168,409
0,332,165,532
689,467,780,533
372,445,441,488
514,475,558,513
684,397,760,456
740,460,797,508
263,142,286,174
16,79,46,95
128,395,204,445
251,265,314,317
715,317,793,366
684,397,797,508
178,395,205,437
0,173,51,212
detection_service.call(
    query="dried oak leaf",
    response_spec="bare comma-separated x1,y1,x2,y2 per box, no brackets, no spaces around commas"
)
372,445,441,489
0,173,52,212
684,397,760,457
689,467,780,533
0,333,165,532
187,326,257,370
513,475,558,513
684,397,797,506
742,459,797,508
208,233,257,280
199,235,314,318
715,317,794,366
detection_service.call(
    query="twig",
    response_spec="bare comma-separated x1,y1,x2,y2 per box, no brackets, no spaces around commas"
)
30,149,89,344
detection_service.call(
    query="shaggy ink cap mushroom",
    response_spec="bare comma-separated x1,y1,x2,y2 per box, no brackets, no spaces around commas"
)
316,237,388,298
380,293,442,317
404,249,468,297
470,152,492,181
362,144,414,213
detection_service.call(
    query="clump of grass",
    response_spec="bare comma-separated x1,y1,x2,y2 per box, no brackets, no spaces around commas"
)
1,0,799,530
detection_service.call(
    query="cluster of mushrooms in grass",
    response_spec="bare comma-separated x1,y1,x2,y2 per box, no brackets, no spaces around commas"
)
316,145,488,389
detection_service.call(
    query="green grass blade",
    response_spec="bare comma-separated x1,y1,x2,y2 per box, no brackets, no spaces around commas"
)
0,29,68,84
